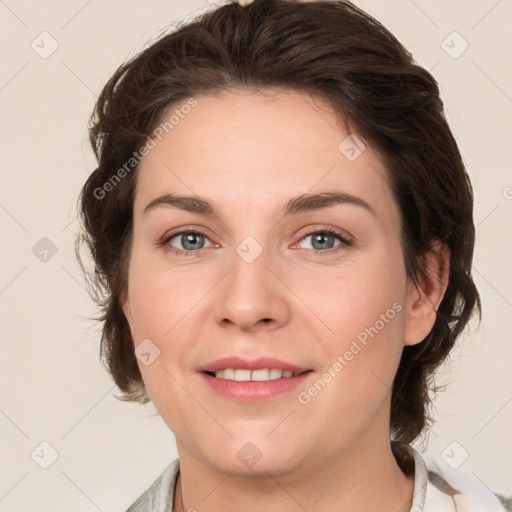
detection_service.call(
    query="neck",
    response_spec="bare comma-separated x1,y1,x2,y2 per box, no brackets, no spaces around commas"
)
173,434,414,512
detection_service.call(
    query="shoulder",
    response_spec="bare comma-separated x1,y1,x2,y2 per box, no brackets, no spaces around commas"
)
124,458,180,512
406,444,509,512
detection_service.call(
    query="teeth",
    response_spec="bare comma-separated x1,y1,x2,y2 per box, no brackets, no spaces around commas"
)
223,369,235,380
251,369,270,381
212,368,300,381
269,369,284,380
234,369,252,381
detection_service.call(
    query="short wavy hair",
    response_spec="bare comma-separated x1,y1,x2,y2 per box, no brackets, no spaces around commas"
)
77,0,481,444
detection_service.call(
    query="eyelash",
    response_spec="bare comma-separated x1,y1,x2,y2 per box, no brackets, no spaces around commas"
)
158,227,352,257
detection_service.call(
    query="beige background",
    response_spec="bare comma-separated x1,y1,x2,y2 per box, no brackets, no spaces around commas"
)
0,0,511,510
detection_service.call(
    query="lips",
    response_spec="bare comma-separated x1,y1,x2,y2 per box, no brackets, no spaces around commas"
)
197,356,313,401
199,370,312,401
198,356,311,373
211,368,304,381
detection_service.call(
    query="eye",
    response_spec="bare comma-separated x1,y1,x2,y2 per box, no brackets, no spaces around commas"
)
163,230,214,254
295,228,352,253
158,227,352,256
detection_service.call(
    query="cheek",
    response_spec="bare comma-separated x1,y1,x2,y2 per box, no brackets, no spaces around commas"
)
125,250,199,409
304,242,407,392
293,251,406,432
126,249,204,342
302,244,405,342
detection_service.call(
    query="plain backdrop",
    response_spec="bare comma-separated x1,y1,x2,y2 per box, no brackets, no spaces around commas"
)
0,0,511,510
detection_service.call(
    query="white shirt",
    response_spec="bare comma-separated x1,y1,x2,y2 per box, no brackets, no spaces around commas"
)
125,443,507,511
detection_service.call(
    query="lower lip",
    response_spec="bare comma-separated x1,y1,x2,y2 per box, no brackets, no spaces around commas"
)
199,371,313,401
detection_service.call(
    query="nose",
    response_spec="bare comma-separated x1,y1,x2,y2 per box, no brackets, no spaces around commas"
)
213,242,291,333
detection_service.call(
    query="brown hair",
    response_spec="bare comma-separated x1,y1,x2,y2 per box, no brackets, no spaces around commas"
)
76,0,481,444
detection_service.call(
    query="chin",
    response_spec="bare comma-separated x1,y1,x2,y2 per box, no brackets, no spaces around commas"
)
211,453,301,478
199,434,307,477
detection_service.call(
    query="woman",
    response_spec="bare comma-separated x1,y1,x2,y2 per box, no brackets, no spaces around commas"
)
76,0,506,510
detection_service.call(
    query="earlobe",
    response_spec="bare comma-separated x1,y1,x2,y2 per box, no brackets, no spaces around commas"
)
403,242,450,347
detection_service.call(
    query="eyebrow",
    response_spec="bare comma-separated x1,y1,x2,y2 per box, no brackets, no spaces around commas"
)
143,191,377,219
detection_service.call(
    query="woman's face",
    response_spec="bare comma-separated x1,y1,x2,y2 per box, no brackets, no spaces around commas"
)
122,89,424,475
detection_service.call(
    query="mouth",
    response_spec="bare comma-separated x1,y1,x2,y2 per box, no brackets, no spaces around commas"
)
197,357,314,401
203,368,310,381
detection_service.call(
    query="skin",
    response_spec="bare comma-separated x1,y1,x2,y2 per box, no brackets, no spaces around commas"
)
122,88,450,512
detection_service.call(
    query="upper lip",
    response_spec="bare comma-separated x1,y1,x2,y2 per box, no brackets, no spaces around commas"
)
198,356,311,373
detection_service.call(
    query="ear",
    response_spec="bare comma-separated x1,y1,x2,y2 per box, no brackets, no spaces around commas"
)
120,288,132,326
403,241,450,347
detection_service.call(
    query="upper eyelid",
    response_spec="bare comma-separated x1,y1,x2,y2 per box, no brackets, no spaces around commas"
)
164,227,215,244
295,226,352,242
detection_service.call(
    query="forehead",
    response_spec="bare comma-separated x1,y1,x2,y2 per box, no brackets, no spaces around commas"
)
134,89,399,226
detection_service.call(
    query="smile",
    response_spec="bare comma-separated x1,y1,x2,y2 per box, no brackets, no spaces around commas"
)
199,370,313,401
206,368,307,381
